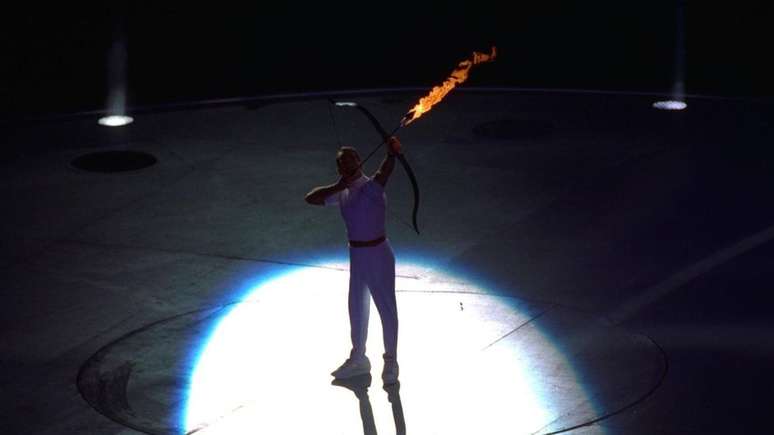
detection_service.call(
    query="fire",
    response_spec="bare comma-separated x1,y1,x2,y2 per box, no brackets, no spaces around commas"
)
402,46,497,126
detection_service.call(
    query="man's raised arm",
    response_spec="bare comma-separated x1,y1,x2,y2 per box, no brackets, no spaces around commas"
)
374,137,402,187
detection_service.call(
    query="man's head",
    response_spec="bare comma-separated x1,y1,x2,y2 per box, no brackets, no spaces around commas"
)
336,146,362,179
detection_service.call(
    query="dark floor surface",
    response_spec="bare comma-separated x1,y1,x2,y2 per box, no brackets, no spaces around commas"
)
1,89,773,434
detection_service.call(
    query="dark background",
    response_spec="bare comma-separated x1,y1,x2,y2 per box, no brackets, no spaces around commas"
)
2,1,773,119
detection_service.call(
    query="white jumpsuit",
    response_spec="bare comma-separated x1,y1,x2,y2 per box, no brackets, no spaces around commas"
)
326,175,398,360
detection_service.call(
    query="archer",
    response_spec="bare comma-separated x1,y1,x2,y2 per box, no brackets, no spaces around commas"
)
305,136,403,385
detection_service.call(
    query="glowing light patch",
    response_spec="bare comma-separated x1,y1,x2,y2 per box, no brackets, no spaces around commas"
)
184,262,584,434
98,115,134,127
652,100,687,110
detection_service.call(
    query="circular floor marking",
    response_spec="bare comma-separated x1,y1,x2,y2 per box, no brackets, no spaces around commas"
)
78,264,665,434
473,118,554,141
70,150,157,173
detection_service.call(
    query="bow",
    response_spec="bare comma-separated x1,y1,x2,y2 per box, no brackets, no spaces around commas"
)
329,100,421,235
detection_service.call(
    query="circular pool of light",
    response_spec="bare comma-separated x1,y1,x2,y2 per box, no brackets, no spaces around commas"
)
185,262,574,434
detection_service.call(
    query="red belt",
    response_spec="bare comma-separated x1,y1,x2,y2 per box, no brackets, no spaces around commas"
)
349,235,386,248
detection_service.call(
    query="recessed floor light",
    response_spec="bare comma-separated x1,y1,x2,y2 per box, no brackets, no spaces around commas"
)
652,100,687,111
98,115,134,127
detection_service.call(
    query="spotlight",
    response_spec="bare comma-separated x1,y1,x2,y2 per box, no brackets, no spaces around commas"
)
98,115,134,127
652,100,687,111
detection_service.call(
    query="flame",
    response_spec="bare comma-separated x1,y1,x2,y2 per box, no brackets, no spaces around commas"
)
402,46,497,126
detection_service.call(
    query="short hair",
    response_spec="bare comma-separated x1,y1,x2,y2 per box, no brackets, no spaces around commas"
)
336,146,360,162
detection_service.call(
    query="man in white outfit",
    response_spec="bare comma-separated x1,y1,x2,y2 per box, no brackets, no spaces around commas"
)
305,136,402,384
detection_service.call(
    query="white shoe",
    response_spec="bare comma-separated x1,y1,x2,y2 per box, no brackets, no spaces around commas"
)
382,357,399,384
331,356,371,379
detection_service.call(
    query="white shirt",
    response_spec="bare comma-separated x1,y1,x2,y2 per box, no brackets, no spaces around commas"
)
325,175,386,241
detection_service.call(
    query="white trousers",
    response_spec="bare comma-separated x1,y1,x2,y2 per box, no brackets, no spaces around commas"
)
348,239,398,360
